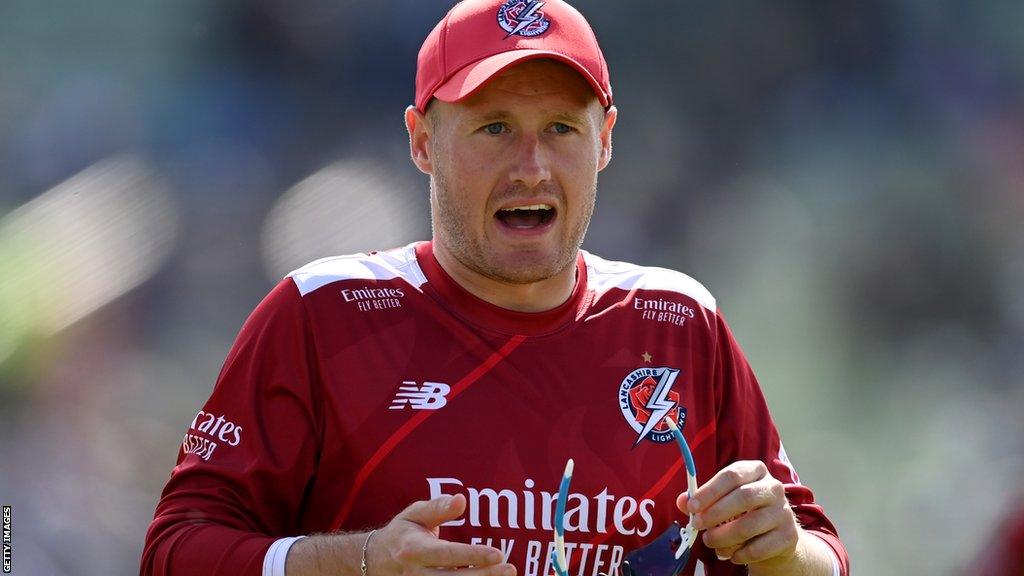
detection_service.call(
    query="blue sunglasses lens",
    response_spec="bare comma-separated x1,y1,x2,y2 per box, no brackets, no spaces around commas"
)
620,522,690,576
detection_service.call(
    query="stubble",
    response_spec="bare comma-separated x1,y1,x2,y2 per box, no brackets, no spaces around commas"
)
430,163,596,285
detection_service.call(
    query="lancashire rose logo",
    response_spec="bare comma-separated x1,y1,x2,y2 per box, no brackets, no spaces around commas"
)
618,367,686,446
497,0,551,38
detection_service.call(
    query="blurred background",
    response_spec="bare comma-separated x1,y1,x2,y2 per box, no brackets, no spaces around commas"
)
1,0,1022,574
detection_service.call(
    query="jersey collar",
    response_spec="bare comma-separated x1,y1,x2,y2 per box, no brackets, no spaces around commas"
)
414,241,590,337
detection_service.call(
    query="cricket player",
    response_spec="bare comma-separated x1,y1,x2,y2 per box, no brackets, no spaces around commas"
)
141,1,850,575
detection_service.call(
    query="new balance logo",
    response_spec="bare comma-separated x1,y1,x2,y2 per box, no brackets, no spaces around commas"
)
390,381,451,410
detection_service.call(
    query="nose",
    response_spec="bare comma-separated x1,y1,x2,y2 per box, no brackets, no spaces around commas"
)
507,133,551,189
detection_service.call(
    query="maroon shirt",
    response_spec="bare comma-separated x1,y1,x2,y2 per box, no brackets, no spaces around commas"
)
141,241,849,576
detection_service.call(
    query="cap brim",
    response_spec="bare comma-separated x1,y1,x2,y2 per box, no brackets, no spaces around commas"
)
430,49,609,110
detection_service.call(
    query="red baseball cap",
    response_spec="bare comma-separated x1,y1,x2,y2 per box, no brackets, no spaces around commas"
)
414,0,613,113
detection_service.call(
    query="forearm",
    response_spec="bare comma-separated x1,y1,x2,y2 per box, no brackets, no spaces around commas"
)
285,532,367,576
747,529,838,576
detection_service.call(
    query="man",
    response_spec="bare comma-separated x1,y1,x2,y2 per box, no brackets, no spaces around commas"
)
141,1,849,575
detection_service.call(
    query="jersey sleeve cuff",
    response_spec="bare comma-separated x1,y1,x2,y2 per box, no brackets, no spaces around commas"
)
263,535,306,576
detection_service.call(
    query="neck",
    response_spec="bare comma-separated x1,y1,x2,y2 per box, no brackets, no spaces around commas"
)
431,242,578,313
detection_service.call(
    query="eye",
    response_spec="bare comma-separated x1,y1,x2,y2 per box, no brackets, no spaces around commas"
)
483,122,508,135
551,122,574,134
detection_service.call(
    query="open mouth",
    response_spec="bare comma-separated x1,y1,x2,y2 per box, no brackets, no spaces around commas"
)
494,204,556,229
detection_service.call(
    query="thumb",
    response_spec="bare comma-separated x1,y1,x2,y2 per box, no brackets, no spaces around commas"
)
677,491,702,514
398,494,466,528
676,492,690,513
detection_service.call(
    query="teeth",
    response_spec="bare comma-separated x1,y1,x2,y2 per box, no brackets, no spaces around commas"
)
500,204,553,212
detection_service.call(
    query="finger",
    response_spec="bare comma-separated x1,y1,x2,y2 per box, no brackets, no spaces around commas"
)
399,538,506,568
727,521,799,565
423,563,517,576
712,545,740,562
687,461,768,514
694,476,784,530
700,501,788,550
399,494,468,529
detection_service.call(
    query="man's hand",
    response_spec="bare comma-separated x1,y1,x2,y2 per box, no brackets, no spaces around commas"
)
287,495,515,576
676,461,835,576
373,495,515,576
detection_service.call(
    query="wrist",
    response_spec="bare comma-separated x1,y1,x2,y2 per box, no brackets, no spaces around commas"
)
746,528,835,576
360,530,378,576
285,532,367,576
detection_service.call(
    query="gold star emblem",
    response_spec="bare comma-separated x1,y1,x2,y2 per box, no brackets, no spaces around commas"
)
642,351,652,363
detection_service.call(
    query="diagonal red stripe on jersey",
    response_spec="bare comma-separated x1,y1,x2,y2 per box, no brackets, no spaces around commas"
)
579,420,717,555
330,334,528,530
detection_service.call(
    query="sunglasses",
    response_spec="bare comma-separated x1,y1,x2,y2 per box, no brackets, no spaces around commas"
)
552,416,699,576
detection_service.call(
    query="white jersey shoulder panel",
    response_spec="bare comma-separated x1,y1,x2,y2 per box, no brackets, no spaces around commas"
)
583,251,717,313
288,243,428,296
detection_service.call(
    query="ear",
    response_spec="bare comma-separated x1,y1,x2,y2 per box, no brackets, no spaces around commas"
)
405,105,433,175
597,105,618,172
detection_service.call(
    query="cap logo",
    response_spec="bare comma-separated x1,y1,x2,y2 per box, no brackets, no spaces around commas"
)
497,0,550,38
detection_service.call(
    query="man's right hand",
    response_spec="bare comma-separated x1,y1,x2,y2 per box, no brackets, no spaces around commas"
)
286,495,516,576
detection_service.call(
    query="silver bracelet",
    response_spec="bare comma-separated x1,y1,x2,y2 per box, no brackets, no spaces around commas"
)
360,530,377,576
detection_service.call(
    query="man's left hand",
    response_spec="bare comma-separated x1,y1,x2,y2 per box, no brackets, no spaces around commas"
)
676,460,798,567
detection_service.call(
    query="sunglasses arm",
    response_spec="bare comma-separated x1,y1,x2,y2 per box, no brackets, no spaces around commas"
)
664,417,700,560
553,459,575,576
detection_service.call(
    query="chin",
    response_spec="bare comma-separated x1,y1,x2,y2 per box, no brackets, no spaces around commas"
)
485,250,573,285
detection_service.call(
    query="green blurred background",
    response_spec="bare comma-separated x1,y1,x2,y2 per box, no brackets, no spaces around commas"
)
2,0,1023,574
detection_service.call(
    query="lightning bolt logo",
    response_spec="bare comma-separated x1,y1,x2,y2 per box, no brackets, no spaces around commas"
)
632,368,680,447
497,0,550,38
506,1,544,38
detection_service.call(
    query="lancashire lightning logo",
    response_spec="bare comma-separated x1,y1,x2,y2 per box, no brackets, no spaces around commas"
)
618,367,686,445
497,0,550,38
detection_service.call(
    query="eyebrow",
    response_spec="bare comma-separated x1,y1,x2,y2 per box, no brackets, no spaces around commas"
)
550,111,588,125
469,110,514,123
467,110,591,125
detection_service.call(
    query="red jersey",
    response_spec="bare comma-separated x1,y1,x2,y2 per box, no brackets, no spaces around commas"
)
141,241,848,576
